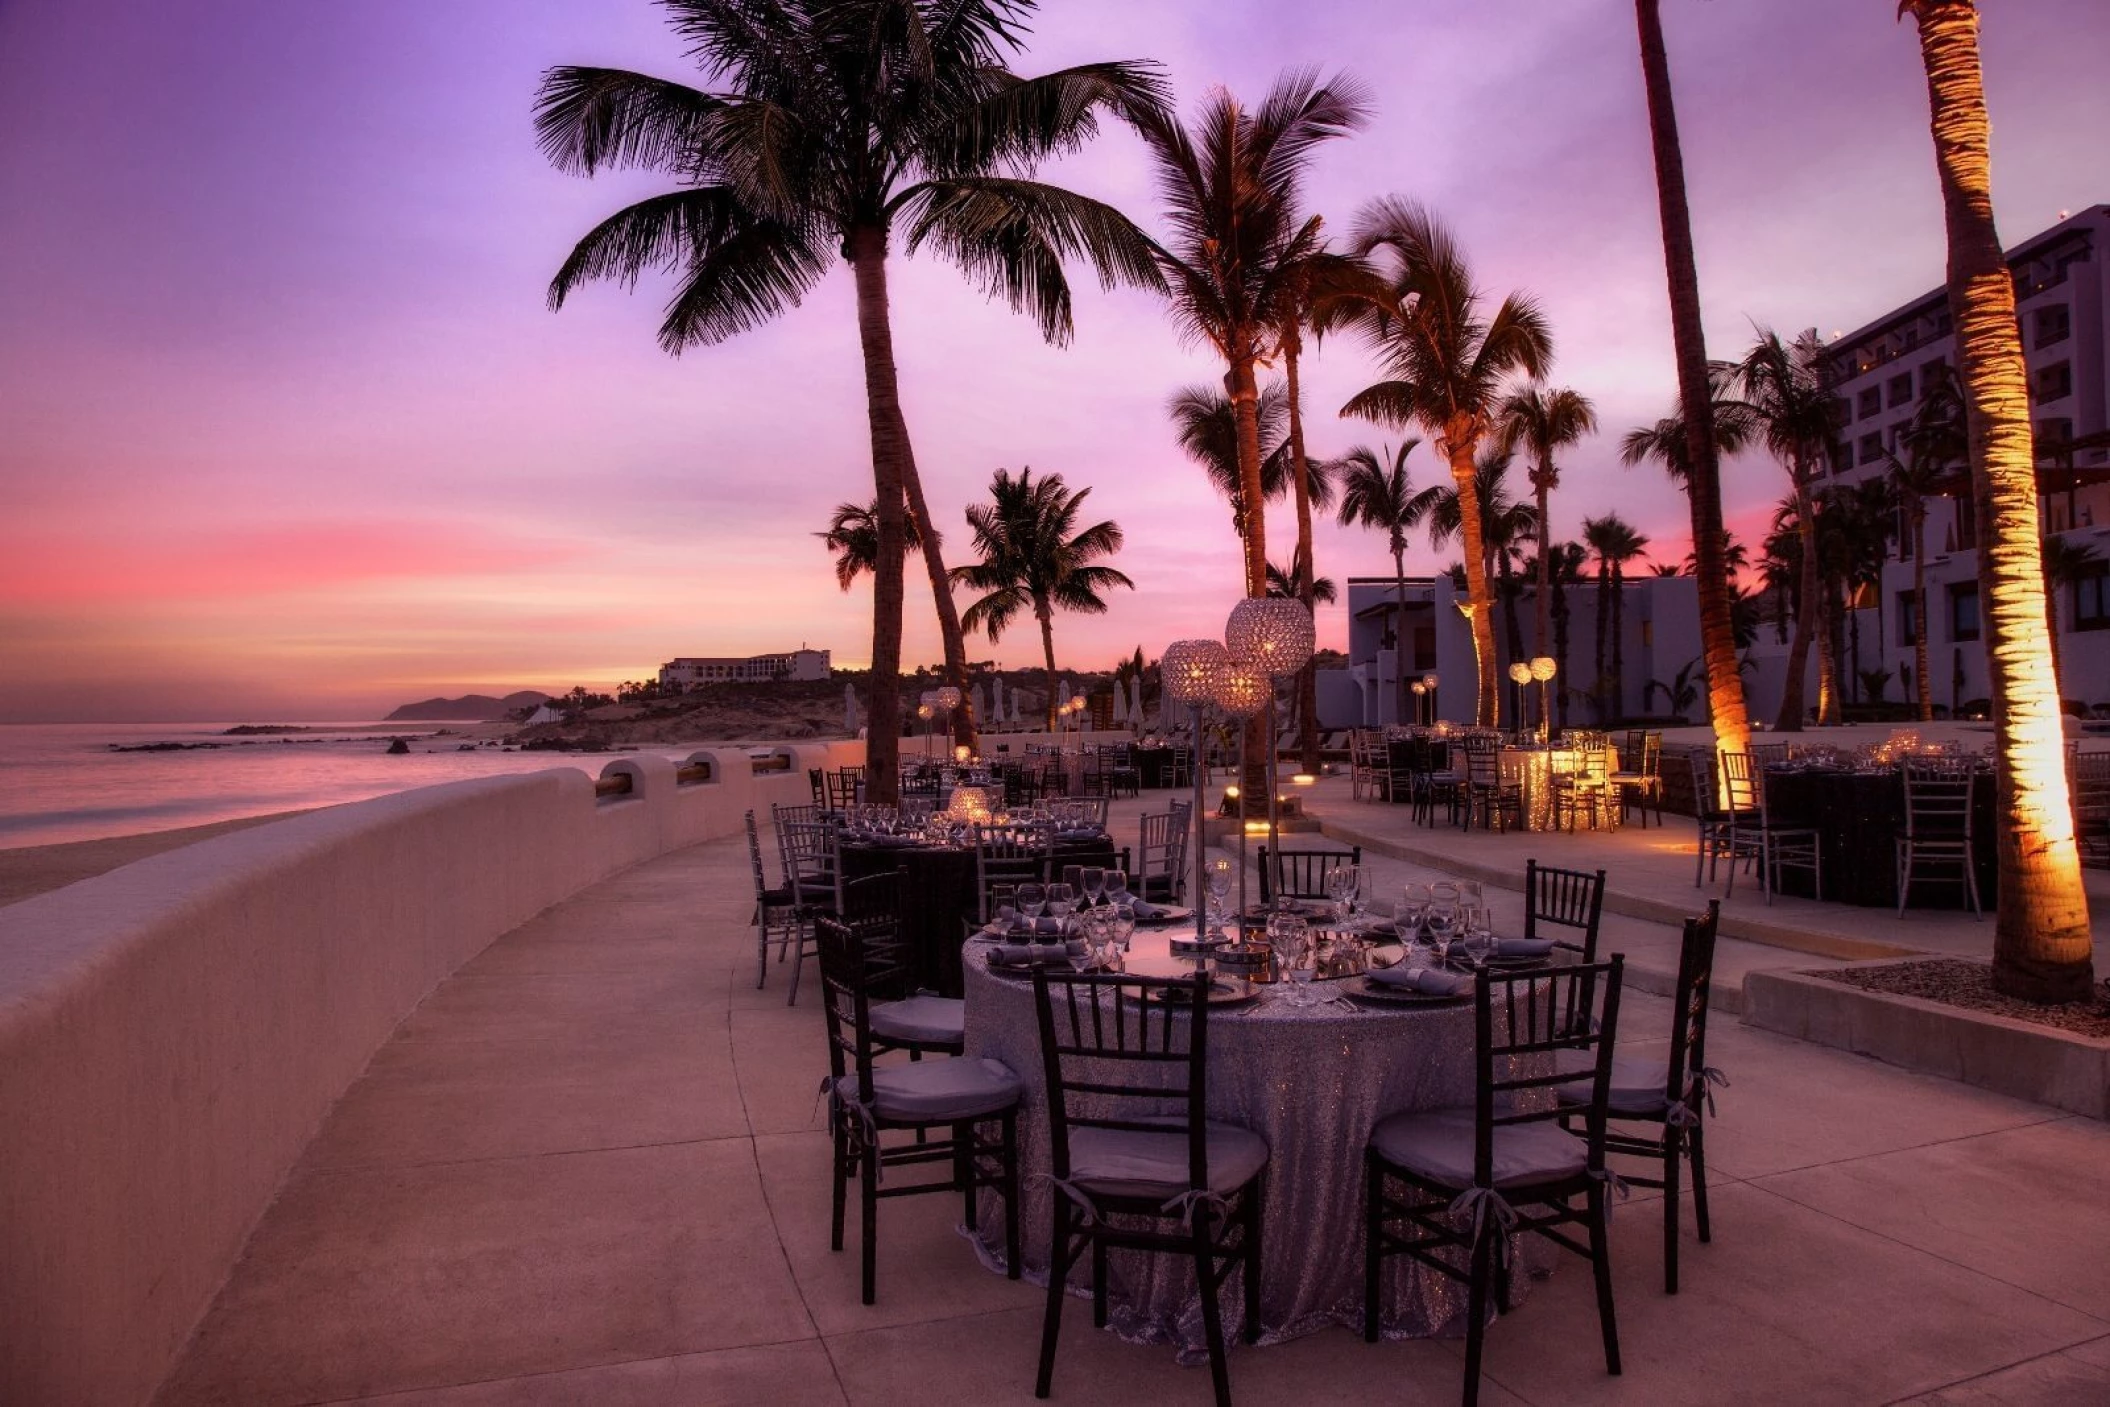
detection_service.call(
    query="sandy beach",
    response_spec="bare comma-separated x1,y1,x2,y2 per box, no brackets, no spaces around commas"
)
0,811,316,908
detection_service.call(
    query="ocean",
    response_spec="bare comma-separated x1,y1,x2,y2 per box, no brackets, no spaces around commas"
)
0,722,710,851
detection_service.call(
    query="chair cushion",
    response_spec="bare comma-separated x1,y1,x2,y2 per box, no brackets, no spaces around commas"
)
836,1057,1020,1123
1551,1049,1674,1117
1068,1120,1269,1200
1369,1107,1586,1189
868,994,966,1047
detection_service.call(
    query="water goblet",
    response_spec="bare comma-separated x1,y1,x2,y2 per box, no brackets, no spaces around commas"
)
1424,902,1457,966
1110,904,1136,959
1016,882,1045,923
1046,882,1076,933
1324,864,1357,926
1205,857,1234,936
1080,866,1107,909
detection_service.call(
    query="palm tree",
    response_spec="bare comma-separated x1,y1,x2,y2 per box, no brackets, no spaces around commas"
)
1725,328,1846,729
1525,540,1589,729
1583,514,1650,722
1820,477,1897,706
1336,439,1436,724
1423,451,1538,726
536,0,1165,792
1268,561,1338,605
1167,382,1296,544
1133,69,1370,597
1885,362,1968,720
817,498,923,592
1632,0,1752,760
1496,385,1598,662
1903,0,2091,1002
1342,200,1552,725
951,468,1134,730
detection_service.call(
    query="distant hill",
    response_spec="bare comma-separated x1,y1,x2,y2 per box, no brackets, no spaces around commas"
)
385,690,549,722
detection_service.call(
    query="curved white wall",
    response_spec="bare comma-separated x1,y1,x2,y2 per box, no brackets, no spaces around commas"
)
0,741,861,1407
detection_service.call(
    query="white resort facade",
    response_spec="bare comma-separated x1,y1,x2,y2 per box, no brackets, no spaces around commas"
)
660,647,832,688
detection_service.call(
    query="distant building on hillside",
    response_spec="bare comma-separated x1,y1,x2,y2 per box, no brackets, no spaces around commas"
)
659,648,831,689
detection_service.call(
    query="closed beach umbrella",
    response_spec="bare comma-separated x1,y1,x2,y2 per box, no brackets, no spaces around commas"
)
1129,676,1143,729
1113,686,1128,724
972,682,987,722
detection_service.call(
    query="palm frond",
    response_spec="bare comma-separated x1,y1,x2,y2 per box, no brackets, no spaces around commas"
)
533,66,732,176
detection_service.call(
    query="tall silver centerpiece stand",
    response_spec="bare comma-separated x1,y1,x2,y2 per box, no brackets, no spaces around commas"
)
1160,640,1228,946
1224,597,1316,911
1214,661,1271,938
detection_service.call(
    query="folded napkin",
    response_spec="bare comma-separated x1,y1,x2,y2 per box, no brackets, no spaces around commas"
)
1057,826,1106,840
1104,888,1164,920
1369,965,1471,995
989,939,1087,965
1493,937,1554,958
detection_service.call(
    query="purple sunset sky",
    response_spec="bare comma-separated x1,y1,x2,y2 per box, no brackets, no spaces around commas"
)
2,0,2106,721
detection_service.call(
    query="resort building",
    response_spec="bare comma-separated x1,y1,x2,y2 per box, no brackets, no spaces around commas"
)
1327,573,1702,729
659,647,831,689
1792,202,2110,719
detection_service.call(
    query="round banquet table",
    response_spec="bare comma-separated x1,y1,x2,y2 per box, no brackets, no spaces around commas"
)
1759,766,1998,908
959,928,1544,1354
1131,746,1177,789
837,835,1119,997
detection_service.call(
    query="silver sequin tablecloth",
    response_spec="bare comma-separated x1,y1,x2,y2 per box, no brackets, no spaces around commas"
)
961,933,1545,1355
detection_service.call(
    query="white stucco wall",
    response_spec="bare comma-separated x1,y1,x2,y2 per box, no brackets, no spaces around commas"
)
0,740,863,1407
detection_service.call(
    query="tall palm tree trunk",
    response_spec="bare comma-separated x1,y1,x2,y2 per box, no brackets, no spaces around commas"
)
894,446,980,750
1499,551,1526,727
1533,467,1554,725
1283,334,1324,774
1635,0,1751,762
1776,484,1821,731
1594,558,1613,722
1392,547,1411,724
1908,0,2092,1002
1912,507,1933,720
1228,351,1272,799
1037,605,1061,732
848,227,908,802
1446,433,1499,726
1552,566,1573,730
1610,565,1628,720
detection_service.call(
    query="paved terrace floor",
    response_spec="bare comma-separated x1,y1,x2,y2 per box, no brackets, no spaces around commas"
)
154,805,2110,1406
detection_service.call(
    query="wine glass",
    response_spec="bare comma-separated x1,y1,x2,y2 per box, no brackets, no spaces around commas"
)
1046,882,1077,933
1397,883,1428,939
1015,882,1045,923
1461,915,1495,971
1266,913,1306,990
1324,864,1358,926
1110,904,1136,959
1424,900,1456,967
1102,869,1129,904
1080,866,1107,909
1205,857,1234,936
1081,908,1114,970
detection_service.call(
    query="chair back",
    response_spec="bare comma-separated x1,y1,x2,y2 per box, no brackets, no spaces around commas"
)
1716,750,1757,814
1464,734,1501,787
1079,750,1108,797
1070,795,1112,829
1031,970,1213,1197
1257,846,1363,904
1471,958,1625,1190
1138,808,1185,891
744,809,777,904
779,817,839,909
1664,901,1721,1111
814,913,889,1091
1901,760,1975,840
1522,859,1606,959
808,769,828,806
1748,742,1793,772
974,821,1054,921
825,768,864,811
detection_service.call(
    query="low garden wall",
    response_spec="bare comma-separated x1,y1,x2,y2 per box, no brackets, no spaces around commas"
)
0,740,861,1407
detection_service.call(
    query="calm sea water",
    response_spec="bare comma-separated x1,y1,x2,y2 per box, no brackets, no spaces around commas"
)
0,723,708,850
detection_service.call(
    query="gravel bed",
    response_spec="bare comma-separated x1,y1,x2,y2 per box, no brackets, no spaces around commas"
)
1812,959,2110,1038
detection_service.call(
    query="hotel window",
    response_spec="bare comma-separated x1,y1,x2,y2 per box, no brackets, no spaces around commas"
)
1859,432,1885,466
2034,303,2071,348
1952,494,1978,552
1948,582,1980,642
1898,590,1920,642
2035,361,2073,401
1919,358,1949,396
1888,372,1913,407
2076,565,2110,632
1830,396,1852,427
1856,387,1882,419
1935,312,1953,335
2039,417,2073,447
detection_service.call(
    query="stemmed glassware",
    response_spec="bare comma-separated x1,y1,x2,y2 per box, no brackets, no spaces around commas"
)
1015,883,1045,924
1045,882,1077,934
1205,856,1234,938
1080,866,1107,909
1324,864,1360,926
1423,895,1457,968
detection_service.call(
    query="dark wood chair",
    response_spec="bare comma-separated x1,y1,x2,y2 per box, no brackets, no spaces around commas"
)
1256,845,1363,905
1523,859,1607,961
1364,957,1627,1407
1558,902,1722,1294
1030,969,1267,1407
816,913,1021,1307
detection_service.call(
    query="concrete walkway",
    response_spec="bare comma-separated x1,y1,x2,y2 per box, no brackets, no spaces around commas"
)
154,825,2110,1406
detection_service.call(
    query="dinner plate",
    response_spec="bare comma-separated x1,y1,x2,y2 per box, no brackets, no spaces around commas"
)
1131,977,1260,1009
1350,978,1471,1006
1132,906,1194,926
